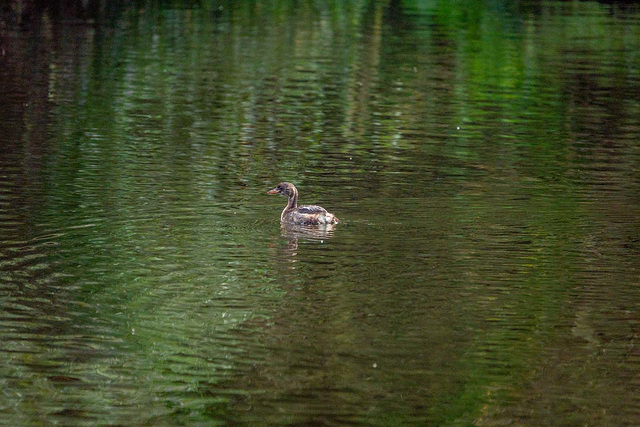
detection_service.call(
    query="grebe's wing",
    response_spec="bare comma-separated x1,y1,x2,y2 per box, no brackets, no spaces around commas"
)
297,205,329,214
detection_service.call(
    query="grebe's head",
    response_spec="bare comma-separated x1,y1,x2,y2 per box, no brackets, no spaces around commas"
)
267,182,297,197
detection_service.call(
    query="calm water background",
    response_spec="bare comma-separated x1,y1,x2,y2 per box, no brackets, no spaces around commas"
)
1,0,640,424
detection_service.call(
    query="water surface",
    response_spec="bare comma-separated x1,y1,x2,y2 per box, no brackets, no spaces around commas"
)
1,0,640,424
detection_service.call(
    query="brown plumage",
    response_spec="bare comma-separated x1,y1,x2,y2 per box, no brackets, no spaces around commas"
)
267,182,339,225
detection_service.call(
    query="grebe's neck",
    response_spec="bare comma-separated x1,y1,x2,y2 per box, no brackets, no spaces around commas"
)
287,187,298,209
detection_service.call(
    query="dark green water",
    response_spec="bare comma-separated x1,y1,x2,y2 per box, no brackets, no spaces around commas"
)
1,0,640,424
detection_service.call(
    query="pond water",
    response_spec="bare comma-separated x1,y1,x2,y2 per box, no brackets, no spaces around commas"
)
1,0,640,424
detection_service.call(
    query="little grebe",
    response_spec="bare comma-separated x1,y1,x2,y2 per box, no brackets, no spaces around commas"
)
267,182,339,225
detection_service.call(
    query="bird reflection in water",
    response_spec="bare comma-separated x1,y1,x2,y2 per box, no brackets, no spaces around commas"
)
277,223,336,264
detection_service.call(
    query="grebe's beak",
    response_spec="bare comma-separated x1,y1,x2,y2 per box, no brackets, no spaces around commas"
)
267,188,279,194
